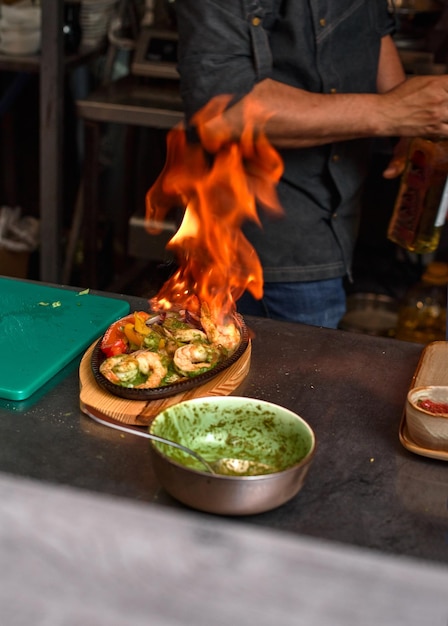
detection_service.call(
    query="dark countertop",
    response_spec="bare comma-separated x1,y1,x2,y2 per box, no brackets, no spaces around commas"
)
1,292,446,566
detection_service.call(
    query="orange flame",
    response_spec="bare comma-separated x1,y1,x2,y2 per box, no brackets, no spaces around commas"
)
145,94,284,322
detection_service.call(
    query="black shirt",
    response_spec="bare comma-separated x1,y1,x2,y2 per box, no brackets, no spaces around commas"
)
176,0,396,282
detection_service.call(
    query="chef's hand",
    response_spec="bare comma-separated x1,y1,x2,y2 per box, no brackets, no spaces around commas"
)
382,137,410,179
190,94,242,154
380,74,448,139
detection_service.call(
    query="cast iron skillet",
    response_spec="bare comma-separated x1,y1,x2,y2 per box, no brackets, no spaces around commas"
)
91,313,249,401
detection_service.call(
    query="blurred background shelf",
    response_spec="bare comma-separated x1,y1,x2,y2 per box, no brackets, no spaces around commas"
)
0,0,108,284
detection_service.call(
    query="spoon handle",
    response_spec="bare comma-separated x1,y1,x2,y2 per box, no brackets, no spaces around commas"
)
85,411,215,473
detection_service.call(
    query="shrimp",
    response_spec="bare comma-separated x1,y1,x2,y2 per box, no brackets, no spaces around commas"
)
133,350,168,388
100,354,140,386
173,343,219,377
171,328,207,344
100,350,167,388
200,304,241,353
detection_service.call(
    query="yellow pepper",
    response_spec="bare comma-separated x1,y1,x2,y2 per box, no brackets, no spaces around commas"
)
124,323,144,349
134,312,151,336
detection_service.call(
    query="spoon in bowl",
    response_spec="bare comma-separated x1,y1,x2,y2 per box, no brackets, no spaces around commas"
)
87,413,277,476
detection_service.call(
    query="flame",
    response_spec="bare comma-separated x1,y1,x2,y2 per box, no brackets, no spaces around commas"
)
145,94,284,322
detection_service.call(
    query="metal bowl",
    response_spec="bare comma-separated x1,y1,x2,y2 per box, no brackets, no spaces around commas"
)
149,396,316,516
338,292,398,337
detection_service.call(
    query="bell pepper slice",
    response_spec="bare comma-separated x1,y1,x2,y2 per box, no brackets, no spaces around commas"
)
100,313,134,356
124,323,144,349
100,311,151,357
134,311,151,335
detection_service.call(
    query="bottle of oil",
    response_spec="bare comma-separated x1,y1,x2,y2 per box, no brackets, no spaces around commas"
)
387,137,448,254
395,261,448,344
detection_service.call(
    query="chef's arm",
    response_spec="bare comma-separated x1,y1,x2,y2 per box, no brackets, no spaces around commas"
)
376,34,406,93
249,36,407,147
201,35,448,153
376,35,410,179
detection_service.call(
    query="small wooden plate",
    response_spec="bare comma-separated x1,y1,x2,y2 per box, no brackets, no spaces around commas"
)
399,341,448,461
79,340,251,426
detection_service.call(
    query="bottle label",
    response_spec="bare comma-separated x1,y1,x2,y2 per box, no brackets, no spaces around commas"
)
435,176,448,227
388,137,448,253
388,148,428,244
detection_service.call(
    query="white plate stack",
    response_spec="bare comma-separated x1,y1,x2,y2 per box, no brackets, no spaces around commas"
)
0,1,41,56
80,0,118,48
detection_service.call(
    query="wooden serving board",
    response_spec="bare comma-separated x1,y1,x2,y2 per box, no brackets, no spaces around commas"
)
79,340,251,426
399,341,448,461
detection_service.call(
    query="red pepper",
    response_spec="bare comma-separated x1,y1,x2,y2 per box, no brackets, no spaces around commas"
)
100,314,135,357
100,338,128,357
418,398,448,415
100,312,151,357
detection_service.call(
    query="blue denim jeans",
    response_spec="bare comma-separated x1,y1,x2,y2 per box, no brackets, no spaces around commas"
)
237,278,346,329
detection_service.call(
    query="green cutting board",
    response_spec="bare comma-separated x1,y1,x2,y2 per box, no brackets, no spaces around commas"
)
0,278,130,401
